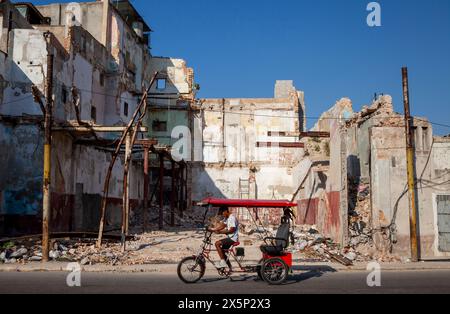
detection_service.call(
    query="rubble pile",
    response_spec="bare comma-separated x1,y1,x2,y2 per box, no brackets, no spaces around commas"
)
290,225,356,264
0,238,130,266
347,180,401,263
348,179,372,249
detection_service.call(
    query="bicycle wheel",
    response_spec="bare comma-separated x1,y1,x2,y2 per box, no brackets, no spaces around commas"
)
177,256,206,284
261,258,289,285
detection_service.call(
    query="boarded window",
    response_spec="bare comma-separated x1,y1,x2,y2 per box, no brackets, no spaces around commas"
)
437,195,450,252
152,120,167,132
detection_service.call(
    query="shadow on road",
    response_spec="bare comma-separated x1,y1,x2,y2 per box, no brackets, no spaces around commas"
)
195,265,338,285
284,265,338,285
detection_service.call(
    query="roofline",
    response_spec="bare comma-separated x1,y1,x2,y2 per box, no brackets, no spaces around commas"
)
110,0,152,33
14,2,47,21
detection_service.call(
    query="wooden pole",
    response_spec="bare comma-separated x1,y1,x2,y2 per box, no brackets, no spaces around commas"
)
42,34,53,263
402,67,419,262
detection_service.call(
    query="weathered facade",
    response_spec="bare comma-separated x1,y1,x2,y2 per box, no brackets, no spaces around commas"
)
301,95,450,259
190,81,309,224
0,0,194,236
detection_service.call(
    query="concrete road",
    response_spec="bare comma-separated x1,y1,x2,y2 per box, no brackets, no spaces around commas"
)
1,268,450,294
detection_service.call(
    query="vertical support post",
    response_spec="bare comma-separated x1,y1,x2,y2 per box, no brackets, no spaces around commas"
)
121,131,131,251
402,67,419,262
159,154,164,230
42,40,54,263
143,146,149,232
184,165,188,213
177,164,182,217
171,161,176,227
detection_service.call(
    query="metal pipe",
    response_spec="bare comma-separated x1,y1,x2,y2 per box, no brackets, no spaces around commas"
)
402,67,419,262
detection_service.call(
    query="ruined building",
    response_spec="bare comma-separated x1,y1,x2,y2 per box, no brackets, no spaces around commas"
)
299,95,450,260
190,81,308,224
0,0,195,236
1,1,449,262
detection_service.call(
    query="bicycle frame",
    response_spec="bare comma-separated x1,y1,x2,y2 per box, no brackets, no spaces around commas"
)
194,231,258,277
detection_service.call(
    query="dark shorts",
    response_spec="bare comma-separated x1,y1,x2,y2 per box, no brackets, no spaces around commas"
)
219,238,236,250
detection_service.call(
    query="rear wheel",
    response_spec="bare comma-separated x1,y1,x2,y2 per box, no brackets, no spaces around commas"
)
177,256,206,284
261,258,289,285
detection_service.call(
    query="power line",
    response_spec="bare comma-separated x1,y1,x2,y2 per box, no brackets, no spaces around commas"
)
2,81,450,129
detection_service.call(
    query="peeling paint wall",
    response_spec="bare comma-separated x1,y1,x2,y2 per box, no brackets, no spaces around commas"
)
191,82,307,223
0,29,47,117
149,57,193,96
0,123,43,216
0,1,153,235
340,101,450,258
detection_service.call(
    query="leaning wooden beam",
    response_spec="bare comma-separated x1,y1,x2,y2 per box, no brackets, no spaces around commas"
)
96,72,159,248
121,91,150,251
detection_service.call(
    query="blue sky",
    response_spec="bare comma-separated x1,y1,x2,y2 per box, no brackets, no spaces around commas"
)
32,0,450,134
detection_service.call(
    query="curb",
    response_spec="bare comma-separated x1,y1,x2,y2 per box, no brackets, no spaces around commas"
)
2,261,450,273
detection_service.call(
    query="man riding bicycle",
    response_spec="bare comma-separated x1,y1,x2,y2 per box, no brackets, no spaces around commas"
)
208,207,239,269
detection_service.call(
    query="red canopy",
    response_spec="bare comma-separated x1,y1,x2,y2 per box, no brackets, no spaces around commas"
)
199,198,297,208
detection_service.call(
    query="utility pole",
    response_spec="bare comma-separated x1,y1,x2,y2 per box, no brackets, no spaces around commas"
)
402,67,419,262
42,33,54,263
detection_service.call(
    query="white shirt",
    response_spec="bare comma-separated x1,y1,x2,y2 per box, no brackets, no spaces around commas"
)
225,214,239,242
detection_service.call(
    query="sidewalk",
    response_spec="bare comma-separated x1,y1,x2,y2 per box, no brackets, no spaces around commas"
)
1,260,450,274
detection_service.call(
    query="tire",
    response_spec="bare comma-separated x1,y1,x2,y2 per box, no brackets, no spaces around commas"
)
261,258,289,285
177,256,206,284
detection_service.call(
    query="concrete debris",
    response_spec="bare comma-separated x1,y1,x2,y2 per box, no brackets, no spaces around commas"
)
49,250,61,260
4,258,17,264
344,95,398,128
290,225,345,264
344,252,357,262
29,256,42,262
10,247,27,259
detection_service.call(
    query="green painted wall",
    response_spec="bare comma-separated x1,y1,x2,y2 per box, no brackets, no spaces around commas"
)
145,109,189,146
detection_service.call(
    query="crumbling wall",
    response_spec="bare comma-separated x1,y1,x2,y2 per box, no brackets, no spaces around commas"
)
298,97,353,245
0,29,47,117
337,94,450,259
0,12,149,235
148,57,193,97
191,84,307,225
0,122,43,235
36,2,104,44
